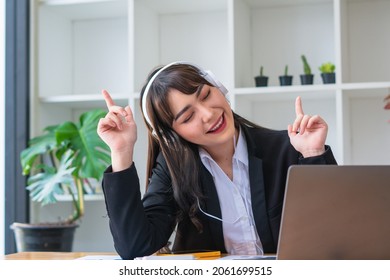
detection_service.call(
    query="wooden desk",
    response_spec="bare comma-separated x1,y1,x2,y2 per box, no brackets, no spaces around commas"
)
1,252,117,260
2,252,273,260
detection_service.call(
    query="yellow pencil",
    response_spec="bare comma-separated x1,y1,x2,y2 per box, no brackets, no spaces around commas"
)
157,250,221,260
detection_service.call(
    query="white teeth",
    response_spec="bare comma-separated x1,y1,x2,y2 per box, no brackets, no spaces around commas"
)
209,116,223,132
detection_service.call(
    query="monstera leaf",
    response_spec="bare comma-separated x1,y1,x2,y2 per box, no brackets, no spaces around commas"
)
26,150,76,205
55,109,110,181
20,125,58,175
20,109,111,222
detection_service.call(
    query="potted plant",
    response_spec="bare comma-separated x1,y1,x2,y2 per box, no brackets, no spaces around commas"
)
10,109,110,252
319,62,336,84
279,65,293,86
254,66,269,87
300,55,314,85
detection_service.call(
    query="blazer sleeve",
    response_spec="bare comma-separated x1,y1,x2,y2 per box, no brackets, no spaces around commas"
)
298,145,337,165
102,154,177,259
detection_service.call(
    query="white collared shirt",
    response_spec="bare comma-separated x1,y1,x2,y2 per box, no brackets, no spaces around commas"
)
199,129,263,255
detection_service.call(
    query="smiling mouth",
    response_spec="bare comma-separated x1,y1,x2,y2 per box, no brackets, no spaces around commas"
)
207,114,225,133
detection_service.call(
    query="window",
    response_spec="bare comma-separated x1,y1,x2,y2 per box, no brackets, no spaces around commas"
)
0,0,5,255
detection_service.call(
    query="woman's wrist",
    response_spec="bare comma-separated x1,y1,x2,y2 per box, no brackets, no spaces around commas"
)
111,149,134,172
301,148,325,158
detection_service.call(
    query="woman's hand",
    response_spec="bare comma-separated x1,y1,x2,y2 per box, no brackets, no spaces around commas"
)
287,96,328,158
97,90,137,171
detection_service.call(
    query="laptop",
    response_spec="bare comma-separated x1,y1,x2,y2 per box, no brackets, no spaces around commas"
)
276,165,390,260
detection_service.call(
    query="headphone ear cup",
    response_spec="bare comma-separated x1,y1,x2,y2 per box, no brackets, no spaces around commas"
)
204,70,228,95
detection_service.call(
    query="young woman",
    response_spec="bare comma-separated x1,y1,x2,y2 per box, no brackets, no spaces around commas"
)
98,62,337,260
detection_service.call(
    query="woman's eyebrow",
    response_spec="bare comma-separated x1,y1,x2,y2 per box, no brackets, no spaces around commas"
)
174,105,191,122
195,84,204,97
174,85,204,121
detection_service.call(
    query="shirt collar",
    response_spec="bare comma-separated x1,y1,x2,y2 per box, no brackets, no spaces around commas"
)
234,127,248,167
199,127,248,167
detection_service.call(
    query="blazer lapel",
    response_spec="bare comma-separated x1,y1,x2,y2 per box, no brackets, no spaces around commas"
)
243,125,276,252
248,155,276,252
199,165,226,251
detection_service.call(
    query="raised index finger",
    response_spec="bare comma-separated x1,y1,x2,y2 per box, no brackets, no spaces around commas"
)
102,89,115,109
295,96,304,116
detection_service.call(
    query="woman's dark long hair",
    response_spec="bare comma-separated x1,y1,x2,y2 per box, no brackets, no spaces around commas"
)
140,63,260,231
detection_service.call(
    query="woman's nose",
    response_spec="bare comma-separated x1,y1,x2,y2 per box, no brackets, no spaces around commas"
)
199,104,213,123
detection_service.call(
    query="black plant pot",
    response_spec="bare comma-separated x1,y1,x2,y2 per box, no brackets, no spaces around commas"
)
279,75,293,86
10,222,78,252
300,74,314,85
254,76,268,87
321,73,336,84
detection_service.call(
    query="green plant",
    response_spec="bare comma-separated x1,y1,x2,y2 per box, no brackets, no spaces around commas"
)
284,65,289,76
319,62,335,73
259,66,264,76
301,55,311,75
20,109,110,224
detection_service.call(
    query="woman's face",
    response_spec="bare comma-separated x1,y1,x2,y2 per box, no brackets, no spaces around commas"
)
168,84,235,151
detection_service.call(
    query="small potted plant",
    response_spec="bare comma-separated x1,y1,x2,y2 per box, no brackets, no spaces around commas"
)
300,55,314,85
254,66,268,87
279,65,293,86
319,62,336,84
10,109,110,252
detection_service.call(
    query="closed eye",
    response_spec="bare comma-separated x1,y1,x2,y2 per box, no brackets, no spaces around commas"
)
202,90,211,100
183,113,193,123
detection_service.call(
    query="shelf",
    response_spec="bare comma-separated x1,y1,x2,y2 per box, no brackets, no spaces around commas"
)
341,82,390,91
234,82,390,99
55,194,104,202
243,0,333,8
138,0,226,14
39,82,390,108
235,84,338,95
39,0,128,20
39,93,135,108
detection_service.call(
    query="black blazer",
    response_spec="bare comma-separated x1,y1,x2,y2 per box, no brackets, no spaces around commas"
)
102,124,337,259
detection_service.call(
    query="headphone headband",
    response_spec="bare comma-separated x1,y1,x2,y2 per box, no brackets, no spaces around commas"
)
141,61,228,134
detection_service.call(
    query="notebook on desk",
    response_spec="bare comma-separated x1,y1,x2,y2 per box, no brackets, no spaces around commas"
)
276,165,390,260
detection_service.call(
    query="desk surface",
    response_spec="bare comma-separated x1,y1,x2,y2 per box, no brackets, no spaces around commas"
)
2,252,275,260
1,252,117,260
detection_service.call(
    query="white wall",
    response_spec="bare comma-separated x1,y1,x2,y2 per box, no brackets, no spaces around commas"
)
0,0,6,255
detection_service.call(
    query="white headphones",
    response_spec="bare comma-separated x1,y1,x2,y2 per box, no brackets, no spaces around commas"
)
141,61,228,133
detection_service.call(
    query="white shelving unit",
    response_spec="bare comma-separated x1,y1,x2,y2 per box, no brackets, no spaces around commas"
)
30,0,390,251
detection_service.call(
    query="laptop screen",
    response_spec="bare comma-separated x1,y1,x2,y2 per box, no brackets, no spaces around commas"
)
277,165,390,260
